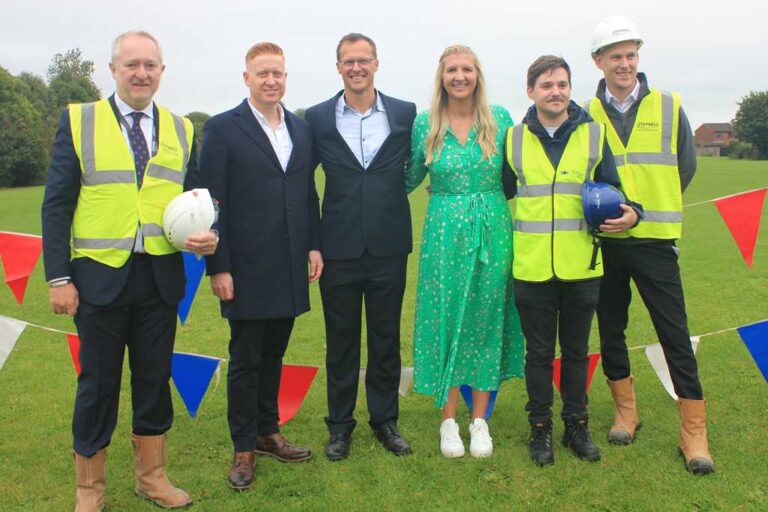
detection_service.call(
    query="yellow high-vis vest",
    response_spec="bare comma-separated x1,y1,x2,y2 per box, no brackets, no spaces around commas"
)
68,98,193,267
506,122,605,282
585,89,682,239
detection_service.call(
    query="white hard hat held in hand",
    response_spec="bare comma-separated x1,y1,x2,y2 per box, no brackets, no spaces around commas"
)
163,188,216,251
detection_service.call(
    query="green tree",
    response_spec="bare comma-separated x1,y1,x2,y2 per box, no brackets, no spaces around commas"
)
46,48,101,112
16,72,56,146
185,111,210,156
293,107,306,119
0,67,48,187
732,91,768,159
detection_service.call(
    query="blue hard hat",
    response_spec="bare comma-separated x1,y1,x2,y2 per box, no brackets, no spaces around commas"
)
582,181,625,231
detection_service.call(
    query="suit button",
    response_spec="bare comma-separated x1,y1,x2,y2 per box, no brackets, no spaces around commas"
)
284,238,289,244
283,175,288,181
286,205,293,211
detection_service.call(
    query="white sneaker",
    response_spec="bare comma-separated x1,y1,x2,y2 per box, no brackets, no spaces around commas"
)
469,418,493,458
439,418,465,458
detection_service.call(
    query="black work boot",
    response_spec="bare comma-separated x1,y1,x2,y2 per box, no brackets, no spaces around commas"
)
529,420,554,466
562,415,601,462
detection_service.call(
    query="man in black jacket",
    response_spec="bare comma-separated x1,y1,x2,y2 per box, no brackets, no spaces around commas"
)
305,33,416,460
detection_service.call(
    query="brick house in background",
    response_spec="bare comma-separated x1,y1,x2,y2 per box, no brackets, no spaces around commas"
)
694,123,735,156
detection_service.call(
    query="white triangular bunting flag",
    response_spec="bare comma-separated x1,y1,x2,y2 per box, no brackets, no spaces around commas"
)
645,336,700,400
0,315,28,370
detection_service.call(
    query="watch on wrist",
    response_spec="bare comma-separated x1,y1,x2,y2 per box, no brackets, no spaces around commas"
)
49,279,72,288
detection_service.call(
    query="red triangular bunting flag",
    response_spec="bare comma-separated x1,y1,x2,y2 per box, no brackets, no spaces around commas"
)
277,364,318,425
0,232,43,304
714,188,767,268
66,333,81,375
553,353,601,393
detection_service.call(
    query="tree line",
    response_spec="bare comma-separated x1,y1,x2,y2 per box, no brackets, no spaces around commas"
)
1,49,766,188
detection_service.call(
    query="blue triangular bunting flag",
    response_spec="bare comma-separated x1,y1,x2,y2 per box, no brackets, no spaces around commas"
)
737,320,768,383
459,385,498,420
178,253,206,325
171,352,221,417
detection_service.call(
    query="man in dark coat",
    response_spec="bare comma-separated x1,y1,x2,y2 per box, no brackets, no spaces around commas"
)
200,42,322,491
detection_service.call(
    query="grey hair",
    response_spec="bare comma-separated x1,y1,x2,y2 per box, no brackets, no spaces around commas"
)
111,30,163,63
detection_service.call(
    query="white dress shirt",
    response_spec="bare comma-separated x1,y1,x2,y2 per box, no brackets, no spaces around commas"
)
605,79,641,114
248,100,293,171
335,92,390,170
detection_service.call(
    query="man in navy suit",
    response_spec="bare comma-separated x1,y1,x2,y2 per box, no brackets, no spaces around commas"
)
199,42,323,491
305,33,417,461
42,31,217,511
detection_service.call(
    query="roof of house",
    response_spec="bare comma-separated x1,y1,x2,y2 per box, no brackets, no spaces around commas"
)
698,123,733,132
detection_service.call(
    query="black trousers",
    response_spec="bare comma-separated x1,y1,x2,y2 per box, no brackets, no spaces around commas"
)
320,252,407,434
515,279,600,425
227,317,295,452
597,241,703,399
73,254,176,457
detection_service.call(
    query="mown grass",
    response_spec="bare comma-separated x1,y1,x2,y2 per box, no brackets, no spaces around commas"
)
0,157,766,511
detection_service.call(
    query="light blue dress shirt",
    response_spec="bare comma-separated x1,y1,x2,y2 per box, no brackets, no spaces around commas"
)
335,92,390,170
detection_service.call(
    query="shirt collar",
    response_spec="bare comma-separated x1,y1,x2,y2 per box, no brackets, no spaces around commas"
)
335,90,385,115
248,99,285,126
604,79,640,107
114,93,154,120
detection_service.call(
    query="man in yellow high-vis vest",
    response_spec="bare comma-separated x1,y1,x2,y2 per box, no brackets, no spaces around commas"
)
42,31,218,510
587,16,714,475
504,56,640,467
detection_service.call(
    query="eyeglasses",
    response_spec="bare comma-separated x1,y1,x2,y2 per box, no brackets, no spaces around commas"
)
340,58,374,69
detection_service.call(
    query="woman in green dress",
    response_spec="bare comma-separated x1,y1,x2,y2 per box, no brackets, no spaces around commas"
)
406,45,524,459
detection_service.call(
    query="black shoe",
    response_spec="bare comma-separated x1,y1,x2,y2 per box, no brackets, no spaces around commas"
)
373,422,412,456
325,432,351,461
529,420,555,466
562,415,601,462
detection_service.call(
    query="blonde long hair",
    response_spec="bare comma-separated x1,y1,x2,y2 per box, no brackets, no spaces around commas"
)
425,45,497,165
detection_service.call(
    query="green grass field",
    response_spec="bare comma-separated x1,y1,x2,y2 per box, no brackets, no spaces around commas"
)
0,157,766,511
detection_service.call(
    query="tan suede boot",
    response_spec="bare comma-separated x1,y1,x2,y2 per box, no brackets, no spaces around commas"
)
131,433,192,508
678,398,715,475
607,376,641,444
74,449,105,512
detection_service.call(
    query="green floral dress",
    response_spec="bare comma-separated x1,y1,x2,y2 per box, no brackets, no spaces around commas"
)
406,105,524,409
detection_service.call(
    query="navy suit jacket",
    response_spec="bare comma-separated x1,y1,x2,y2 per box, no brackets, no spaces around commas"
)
305,91,416,259
41,96,197,306
200,100,321,320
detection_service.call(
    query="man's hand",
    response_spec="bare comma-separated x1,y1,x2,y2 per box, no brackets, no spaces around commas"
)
50,283,79,316
184,230,218,255
308,250,324,283
600,204,639,233
211,272,234,301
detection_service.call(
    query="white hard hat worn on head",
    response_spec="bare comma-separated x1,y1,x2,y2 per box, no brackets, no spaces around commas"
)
163,188,216,251
591,15,644,55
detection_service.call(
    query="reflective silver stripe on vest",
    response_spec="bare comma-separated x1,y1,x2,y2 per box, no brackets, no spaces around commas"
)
586,122,600,177
614,152,679,167
145,163,184,184
73,237,135,251
515,218,587,233
661,92,673,154
511,124,526,186
79,103,136,186
643,210,683,223
518,182,583,197
172,114,190,183
142,223,165,237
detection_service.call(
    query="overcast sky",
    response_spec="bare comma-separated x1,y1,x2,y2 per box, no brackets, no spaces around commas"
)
2,0,766,129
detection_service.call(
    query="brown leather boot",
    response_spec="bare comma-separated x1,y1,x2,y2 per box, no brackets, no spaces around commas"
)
607,376,641,444
228,451,255,491
74,449,105,512
130,433,192,508
254,432,312,462
678,398,715,475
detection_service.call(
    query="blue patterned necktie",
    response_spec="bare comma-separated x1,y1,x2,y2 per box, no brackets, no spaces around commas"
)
129,111,150,187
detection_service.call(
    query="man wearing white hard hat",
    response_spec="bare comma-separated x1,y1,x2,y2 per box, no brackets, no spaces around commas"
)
41,31,217,510
586,15,714,474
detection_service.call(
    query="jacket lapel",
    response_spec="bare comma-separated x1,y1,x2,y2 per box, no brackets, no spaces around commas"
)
328,91,365,172
233,99,283,172
365,91,398,171
283,110,298,173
